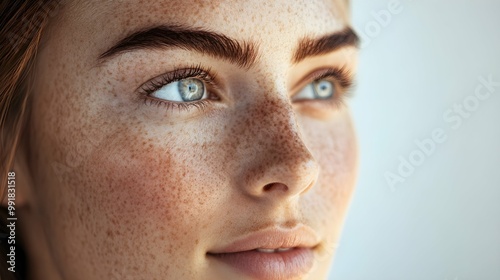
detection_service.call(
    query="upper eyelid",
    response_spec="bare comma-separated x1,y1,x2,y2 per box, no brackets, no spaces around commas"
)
136,67,217,96
314,69,353,89
291,67,354,94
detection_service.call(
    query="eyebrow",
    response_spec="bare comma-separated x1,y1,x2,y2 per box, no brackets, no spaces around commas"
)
98,25,359,67
98,25,258,68
293,27,359,63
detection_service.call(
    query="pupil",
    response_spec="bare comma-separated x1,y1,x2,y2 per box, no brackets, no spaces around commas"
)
188,84,197,93
178,78,204,101
314,80,333,98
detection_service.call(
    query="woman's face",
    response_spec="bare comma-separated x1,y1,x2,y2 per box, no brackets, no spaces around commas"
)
27,0,358,279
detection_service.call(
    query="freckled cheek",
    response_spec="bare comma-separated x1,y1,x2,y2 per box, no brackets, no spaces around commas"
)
79,134,217,246
303,117,357,215
317,131,357,189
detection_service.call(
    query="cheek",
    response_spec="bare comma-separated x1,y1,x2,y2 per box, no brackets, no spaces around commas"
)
316,116,358,193
82,125,220,241
300,111,358,235
43,120,229,277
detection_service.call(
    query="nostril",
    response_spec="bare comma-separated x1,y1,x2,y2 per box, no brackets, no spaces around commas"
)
263,182,288,192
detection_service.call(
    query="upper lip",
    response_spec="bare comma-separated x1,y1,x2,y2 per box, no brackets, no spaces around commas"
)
207,225,320,254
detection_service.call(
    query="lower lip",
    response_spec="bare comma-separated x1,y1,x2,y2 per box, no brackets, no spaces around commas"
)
208,248,315,279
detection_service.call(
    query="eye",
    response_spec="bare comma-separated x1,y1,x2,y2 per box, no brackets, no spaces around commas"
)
293,79,336,101
137,65,220,111
151,78,207,102
291,67,355,114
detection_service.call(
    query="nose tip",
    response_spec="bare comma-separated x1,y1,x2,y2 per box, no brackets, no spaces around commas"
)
271,159,319,196
244,155,321,200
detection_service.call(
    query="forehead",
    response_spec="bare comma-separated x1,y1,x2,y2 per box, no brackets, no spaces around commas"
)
59,0,348,50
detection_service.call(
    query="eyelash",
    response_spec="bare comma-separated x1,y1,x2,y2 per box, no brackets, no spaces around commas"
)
296,66,355,110
138,65,354,112
138,64,219,112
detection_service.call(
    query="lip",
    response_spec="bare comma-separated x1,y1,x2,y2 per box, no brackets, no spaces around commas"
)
207,226,319,279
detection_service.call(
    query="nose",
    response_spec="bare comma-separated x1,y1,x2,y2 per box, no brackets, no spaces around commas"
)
234,97,320,201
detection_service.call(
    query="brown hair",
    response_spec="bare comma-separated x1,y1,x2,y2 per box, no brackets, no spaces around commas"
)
0,0,59,200
1,1,61,279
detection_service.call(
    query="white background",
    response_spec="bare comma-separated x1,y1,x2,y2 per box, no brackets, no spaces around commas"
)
329,0,500,279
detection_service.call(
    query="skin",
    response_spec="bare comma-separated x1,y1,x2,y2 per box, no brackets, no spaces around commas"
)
13,0,358,279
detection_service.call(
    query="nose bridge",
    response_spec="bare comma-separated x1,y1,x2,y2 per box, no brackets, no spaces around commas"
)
263,99,309,162
245,95,307,160
233,94,320,199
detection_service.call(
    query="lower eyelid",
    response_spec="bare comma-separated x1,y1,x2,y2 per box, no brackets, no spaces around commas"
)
141,96,212,111
293,95,348,118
